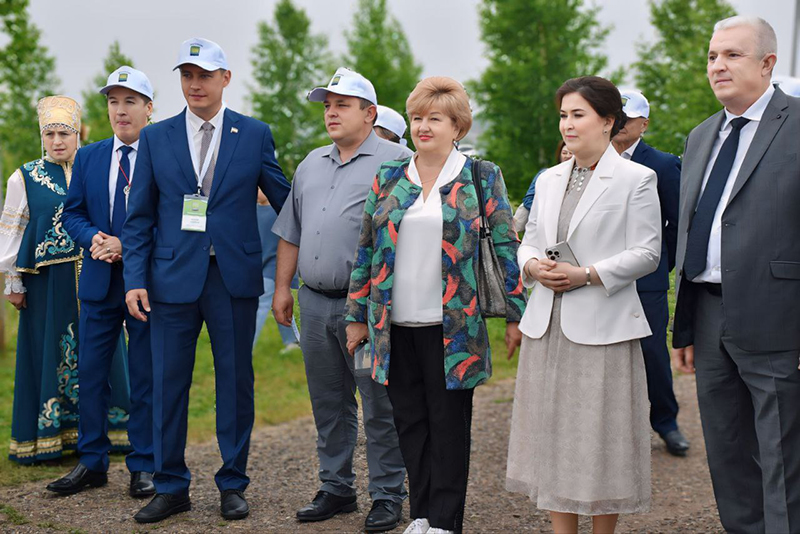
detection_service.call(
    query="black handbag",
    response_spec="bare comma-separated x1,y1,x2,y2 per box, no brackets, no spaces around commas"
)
471,158,507,318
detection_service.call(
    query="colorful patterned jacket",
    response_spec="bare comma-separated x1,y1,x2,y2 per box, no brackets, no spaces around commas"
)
344,157,526,390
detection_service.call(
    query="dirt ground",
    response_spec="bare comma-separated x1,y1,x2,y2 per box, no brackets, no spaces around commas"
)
0,374,722,533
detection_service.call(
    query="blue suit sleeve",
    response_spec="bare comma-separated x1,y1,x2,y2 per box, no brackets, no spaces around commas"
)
259,124,291,214
522,168,545,210
63,149,100,250
122,128,158,292
659,154,681,272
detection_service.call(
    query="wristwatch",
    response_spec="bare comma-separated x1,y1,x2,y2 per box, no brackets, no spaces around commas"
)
585,267,591,286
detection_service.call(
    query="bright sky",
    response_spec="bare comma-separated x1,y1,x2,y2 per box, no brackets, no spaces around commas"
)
25,0,798,120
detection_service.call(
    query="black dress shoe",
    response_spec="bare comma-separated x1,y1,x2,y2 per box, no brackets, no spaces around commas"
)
221,489,249,520
46,464,107,495
296,490,357,522
662,429,691,457
129,471,156,498
133,493,191,524
365,499,402,532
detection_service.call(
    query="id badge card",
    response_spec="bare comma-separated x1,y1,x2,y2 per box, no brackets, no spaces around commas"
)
182,194,208,232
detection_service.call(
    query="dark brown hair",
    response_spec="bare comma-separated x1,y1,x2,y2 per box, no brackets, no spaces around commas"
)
555,76,626,137
554,139,568,164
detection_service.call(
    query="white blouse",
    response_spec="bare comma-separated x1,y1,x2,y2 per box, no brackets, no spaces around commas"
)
0,169,30,294
392,147,467,326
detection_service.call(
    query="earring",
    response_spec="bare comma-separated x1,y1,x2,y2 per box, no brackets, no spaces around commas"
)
603,130,608,134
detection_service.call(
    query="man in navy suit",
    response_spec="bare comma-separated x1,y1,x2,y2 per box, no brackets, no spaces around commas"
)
53,66,156,497
122,38,290,524
613,89,690,456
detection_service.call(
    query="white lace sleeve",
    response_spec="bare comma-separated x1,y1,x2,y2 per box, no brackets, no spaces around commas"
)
0,170,29,294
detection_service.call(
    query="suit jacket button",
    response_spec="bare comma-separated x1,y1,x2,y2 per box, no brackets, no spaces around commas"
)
634,312,641,318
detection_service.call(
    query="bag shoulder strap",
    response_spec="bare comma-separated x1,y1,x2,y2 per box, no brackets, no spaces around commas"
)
470,157,490,234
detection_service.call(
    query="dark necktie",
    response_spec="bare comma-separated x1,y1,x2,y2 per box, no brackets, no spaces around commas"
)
199,121,216,196
111,145,133,237
683,117,750,281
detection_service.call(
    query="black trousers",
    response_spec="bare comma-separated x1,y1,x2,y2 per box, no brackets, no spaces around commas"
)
387,325,474,533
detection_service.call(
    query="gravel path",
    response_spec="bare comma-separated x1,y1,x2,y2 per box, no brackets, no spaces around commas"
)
0,374,722,533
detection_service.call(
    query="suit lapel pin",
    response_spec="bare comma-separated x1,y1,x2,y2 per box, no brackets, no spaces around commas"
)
231,127,239,134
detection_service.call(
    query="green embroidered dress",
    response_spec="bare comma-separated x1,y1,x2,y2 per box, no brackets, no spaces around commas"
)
0,157,131,464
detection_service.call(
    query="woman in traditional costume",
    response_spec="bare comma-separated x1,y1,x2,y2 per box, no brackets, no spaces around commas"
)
0,95,131,464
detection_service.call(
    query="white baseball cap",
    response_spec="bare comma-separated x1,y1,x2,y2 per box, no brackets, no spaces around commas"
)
308,67,377,106
620,89,650,119
99,66,154,101
173,37,229,72
774,76,800,98
375,105,407,138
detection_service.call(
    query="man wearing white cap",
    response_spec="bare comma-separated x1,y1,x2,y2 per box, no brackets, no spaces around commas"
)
273,67,409,532
122,38,290,523
374,105,407,145
52,66,156,498
612,89,688,457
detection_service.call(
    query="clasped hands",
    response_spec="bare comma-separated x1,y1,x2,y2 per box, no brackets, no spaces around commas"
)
525,258,586,292
91,231,122,263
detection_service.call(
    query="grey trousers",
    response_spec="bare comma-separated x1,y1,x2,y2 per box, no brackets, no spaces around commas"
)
694,289,800,534
297,285,407,503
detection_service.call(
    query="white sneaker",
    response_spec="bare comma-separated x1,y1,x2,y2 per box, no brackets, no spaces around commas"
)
402,518,430,534
427,528,454,534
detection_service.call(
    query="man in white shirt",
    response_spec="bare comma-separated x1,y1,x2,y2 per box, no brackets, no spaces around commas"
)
121,38,290,524
672,16,800,533
57,67,156,498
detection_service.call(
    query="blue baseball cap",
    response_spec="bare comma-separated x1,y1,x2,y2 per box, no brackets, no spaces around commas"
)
99,66,154,101
173,37,229,72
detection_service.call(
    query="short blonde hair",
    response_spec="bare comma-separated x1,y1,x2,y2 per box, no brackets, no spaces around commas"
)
406,76,473,141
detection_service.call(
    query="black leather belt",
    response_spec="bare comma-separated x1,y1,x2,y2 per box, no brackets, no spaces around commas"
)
307,286,348,299
694,282,722,297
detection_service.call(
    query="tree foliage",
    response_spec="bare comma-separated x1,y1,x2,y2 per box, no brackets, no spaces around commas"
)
344,0,422,116
249,0,330,177
81,41,136,145
634,0,736,156
470,0,609,201
0,0,58,178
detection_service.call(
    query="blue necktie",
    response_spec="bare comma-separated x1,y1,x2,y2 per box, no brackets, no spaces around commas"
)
111,145,133,237
683,117,750,281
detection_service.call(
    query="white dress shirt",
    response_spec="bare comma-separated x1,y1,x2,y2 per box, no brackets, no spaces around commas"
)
185,103,226,189
693,84,774,283
621,138,640,160
392,148,467,326
108,136,139,218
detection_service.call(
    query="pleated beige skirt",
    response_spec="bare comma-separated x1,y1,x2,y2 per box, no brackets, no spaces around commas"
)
506,297,651,515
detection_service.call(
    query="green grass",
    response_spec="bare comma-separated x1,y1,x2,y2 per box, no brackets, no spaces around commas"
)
0,299,309,487
0,504,29,525
0,276,679,488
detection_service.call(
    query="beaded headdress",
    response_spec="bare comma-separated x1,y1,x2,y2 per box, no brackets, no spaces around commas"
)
37,95,81,133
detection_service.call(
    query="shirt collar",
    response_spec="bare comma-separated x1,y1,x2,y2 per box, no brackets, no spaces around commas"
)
622,138,641,159
186,103,227,133
407,147,466,187
323,130,382,164
112,135,140,153
721,84,774,131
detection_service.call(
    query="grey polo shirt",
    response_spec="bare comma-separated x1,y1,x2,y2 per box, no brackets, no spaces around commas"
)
272,131,412,291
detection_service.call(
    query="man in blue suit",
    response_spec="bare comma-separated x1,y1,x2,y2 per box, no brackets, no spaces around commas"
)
122,38,290,524
613,89,689,457
52,66,156,497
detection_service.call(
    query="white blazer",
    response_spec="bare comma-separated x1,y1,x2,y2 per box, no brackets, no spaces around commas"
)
517,143,662,345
